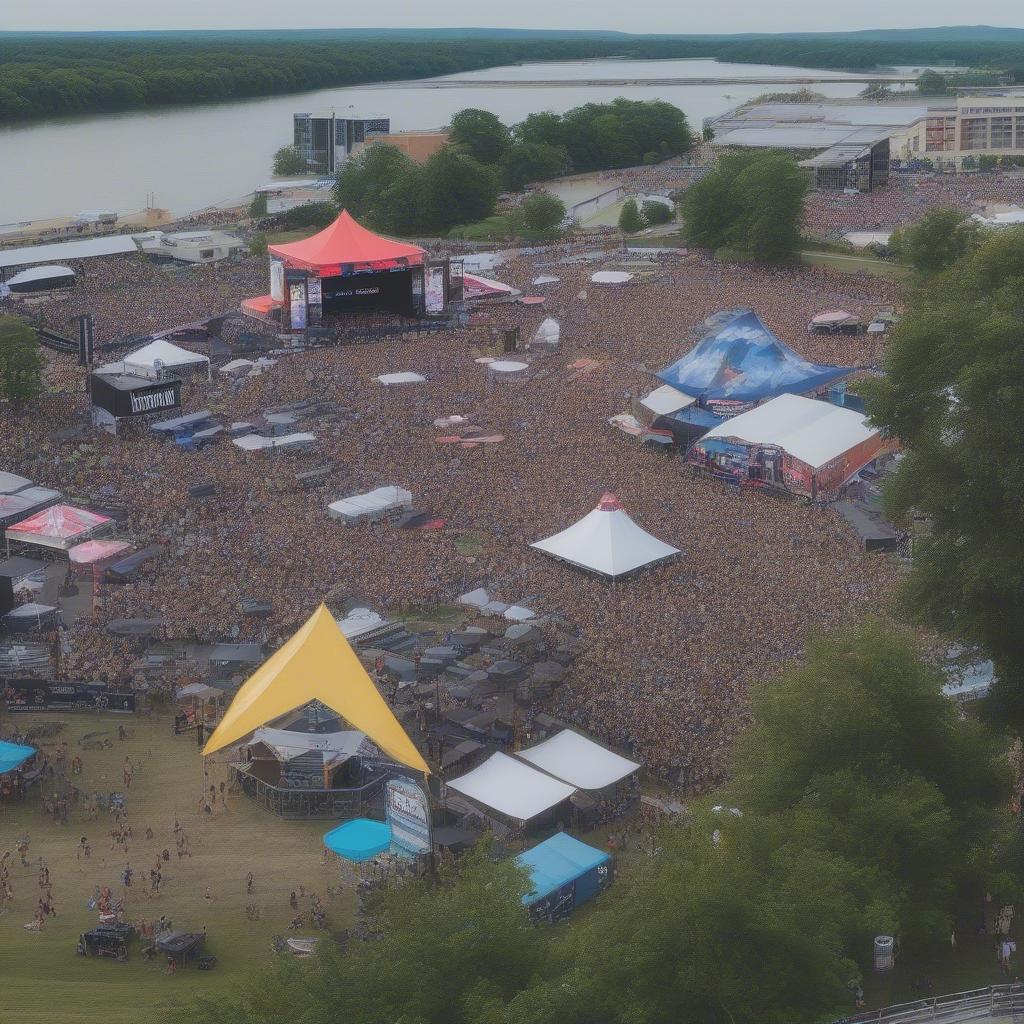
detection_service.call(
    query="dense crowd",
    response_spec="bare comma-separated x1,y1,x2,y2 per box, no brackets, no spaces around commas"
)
803,170,1024,238
0,241,901,787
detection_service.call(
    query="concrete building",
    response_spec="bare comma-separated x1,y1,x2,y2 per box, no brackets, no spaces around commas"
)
292,113,391,175
364,130,450,163
708,88,1024,188
135,230,244,265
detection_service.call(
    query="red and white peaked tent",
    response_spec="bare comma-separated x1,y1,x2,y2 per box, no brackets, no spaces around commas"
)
530,492,679,579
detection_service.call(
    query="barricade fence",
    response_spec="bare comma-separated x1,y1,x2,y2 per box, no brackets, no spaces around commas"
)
835,984,1024,1024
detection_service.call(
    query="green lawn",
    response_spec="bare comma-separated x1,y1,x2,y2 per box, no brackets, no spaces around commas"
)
800,249,909,278
0,712,355,1023
448,216,512,242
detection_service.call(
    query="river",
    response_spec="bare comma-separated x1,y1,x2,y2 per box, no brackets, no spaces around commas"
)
0,58,893,225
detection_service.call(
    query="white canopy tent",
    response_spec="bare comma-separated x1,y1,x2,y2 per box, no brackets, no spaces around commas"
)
232,432,316,452
517,729,640,790
640,383,695,417
531,492,679,579
532,318,560,347
447,751,576,822
375,372,426,385
249,727,371,767
328,486,412,523
699,393,879,471
591,270,634,285
0,472,31,495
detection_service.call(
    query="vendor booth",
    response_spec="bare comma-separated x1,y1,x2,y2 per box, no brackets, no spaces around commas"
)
516,832,613,922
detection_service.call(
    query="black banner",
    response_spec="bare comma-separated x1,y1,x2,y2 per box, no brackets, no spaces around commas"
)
3,679,136,714
90,374,181,419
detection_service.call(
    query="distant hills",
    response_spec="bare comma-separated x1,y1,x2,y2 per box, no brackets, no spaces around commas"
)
2,25,1024,42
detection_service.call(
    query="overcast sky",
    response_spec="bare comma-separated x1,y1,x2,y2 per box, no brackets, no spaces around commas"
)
2,0,1022,34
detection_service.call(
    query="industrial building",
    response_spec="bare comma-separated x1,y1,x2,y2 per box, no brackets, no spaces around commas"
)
292,112,392,175
707,88,1024,190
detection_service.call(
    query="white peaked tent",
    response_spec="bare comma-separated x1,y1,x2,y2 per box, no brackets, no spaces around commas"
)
517,729,640,790
125,339,210,377
530,491,679,579
532,317,560,347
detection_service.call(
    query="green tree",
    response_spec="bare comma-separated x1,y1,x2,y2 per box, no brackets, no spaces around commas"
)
916,69,949,95
731,621,1017,943
500,141,571,191
417,146,500,233
247,192,267,218
864,229,1024,721
890,207,982,274
448,108,511,165
272,145,307,176
333,143,415,227
514,190,566,236
618,197,644,233
681,152,805,264
641,199,674,225
0,315,45,406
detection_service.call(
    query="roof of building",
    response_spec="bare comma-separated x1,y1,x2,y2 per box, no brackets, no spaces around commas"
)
0,235,138,270
516,729,640,790
700,393,880,470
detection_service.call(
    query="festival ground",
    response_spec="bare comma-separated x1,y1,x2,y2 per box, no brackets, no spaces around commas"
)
0,711,351,1023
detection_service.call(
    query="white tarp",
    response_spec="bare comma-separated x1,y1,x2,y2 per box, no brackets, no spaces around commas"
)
5,265,75,288
700,393,878,471
457,587,491,608
532,318,560,347
0,235,138,270
336,607,390,640
232,432,316,451
531,492,679,578
532,275,560,285
250,727,370,766
640,384,695,417
123,339,210,375
591,270,634,284
487,360,528,374
973,209,1024,227
517,729,640,789
0,472,31,495
447,751,576,821
220,358,255,374
328,486,412,522
376,372,426,385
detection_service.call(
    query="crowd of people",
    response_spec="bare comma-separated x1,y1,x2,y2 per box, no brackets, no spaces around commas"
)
0,235,901,787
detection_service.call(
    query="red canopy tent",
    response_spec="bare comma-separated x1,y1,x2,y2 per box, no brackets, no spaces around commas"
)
268,210,426,276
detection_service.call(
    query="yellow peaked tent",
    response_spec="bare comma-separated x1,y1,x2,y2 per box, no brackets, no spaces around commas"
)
202,604,429,774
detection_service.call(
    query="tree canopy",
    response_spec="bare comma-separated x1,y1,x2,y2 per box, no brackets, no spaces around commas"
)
618,197,644,233
681,152,807,263
511,190,566,237
449,107,511,165
0,315,45,406
864,227,1024,722
272,145,307,176
890,206,982,274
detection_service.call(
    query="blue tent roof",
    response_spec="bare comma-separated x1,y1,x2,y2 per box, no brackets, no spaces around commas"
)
516,832,611,904
656,310,852,402
0,740,36,774
323,819,392,863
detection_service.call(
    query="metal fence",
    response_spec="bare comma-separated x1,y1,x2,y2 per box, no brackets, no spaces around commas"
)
836,984,1024,1024
231,764,391,820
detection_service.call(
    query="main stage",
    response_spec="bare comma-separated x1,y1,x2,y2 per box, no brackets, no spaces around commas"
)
242,210,461,330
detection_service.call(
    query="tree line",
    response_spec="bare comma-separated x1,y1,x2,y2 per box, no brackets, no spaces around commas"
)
4,34,1024,123
331,100,692,236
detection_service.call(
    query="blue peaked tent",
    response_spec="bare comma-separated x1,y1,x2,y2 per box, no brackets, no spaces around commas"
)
516,832,612,920
656,310,852,403
0,740,36,774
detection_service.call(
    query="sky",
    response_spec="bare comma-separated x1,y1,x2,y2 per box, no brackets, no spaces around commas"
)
1,0,1022,35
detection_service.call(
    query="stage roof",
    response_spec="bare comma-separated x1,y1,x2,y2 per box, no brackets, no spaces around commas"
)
531,491,679,579
701,393,879,470
0,235,137,270
517,832,611,903
250,726,372,767
68,539,133,565
268,210,425,274
447,751,576,821
7,504,111,550
517,729,640,790
202,604,429,774
0,472,31,495
657,309,851,402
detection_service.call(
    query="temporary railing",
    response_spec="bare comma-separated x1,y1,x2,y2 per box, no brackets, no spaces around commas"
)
231,763,392,820
835,984,1024,1024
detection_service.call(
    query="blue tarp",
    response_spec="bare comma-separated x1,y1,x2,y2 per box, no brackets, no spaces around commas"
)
517,832,611,906
656,310,852,402
323,818,392,863
0,740,36,774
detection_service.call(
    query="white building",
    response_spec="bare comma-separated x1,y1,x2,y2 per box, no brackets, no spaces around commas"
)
135,230,244,265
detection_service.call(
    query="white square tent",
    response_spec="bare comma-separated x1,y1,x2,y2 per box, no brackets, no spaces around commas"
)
328,486,413,524
640,384,695,417
531,492,679,579
516,729,640,790
98,339,210,379
447,751,577,822
6,504,112,552
375,372,426,385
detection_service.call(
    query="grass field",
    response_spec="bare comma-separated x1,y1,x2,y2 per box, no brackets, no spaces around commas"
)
799,249,909,278
0,712,355,1024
